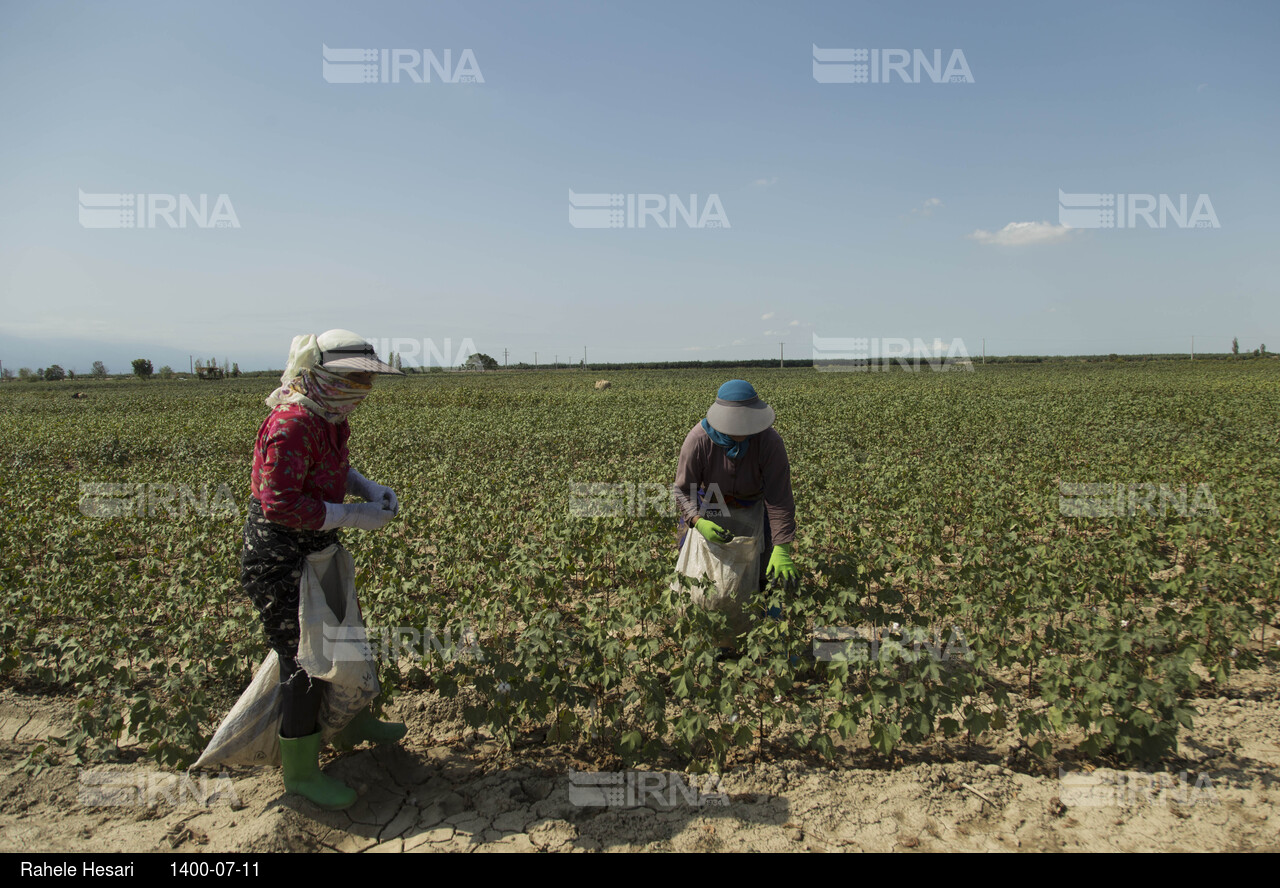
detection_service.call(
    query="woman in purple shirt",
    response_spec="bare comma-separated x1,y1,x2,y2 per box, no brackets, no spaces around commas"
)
673,379,801,601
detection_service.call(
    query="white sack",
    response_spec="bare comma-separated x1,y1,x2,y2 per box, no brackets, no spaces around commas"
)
192,543,379,770
672,501,764,646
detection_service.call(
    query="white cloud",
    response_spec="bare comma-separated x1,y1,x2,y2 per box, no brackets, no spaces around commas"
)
731,338,746,346
763,329,778,336
751,177,778,187
911,197,943,217
1197,83,1208,93
788,320,800,326
761,312,775,320
968,221,1074,246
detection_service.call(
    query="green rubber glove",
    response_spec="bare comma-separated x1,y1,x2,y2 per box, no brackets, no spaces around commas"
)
694,518,734,544
766,543,800,590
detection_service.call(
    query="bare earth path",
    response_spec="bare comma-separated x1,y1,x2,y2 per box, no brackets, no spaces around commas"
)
1,665,1277,853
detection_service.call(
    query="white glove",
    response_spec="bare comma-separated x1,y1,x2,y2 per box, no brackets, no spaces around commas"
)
320,501,395,532
347,467,398,515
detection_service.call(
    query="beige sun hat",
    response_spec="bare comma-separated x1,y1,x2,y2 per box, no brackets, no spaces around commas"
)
705,379,775,437
316,329,403,375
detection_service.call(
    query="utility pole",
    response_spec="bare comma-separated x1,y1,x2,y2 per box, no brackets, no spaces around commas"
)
584,346,587,369
189,355,193,374
982,338,986,366
779,342,784,369
554,354,558,369
534,352,538,368
503,348,508,367
1191,336,1195,361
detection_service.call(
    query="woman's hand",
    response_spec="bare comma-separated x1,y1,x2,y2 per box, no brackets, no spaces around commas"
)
766,543,800,591
694,518,735,544
347,468,398,515
367,483,398,515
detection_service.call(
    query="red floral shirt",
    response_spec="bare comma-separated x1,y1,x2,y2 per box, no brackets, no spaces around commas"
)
250,404,350,530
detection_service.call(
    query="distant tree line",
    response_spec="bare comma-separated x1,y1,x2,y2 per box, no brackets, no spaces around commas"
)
1,356,244,381
2,343,1273,382
505,358,817,371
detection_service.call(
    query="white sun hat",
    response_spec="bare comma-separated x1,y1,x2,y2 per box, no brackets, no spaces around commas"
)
316,329,403,375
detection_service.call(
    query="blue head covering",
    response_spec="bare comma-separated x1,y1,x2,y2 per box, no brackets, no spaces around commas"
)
716,379,757,402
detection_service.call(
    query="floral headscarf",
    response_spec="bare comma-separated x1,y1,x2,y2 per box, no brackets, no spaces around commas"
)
265,334,372,424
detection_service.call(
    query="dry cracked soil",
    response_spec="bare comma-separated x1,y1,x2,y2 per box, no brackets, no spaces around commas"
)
2,663,1278,853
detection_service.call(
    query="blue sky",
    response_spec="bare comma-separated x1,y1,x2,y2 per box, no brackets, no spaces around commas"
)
1,0,1277,371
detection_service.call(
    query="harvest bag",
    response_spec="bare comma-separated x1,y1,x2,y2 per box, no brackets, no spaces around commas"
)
193,544,379,769
672,500,764,645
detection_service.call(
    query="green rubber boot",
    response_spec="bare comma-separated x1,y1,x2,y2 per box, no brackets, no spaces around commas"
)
279,732,357,810
331,706,408,751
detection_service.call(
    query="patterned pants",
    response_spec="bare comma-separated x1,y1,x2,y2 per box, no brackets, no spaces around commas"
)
239,497,339,737
240,497,339,658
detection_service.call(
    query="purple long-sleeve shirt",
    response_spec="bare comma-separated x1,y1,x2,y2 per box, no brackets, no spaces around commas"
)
673,423,796,546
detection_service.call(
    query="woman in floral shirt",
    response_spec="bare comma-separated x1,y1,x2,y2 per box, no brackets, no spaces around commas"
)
240,329,402,810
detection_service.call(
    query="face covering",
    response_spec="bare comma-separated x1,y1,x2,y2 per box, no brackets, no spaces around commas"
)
266,334,373,424
702,417,748,459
